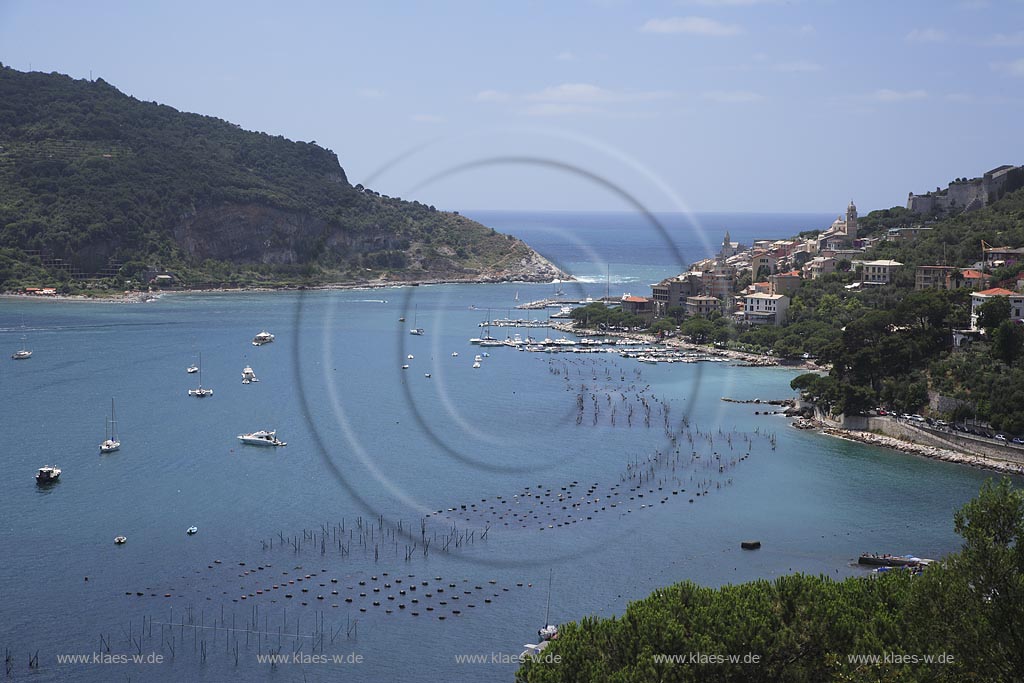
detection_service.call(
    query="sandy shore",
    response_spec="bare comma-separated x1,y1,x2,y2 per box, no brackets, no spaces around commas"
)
819,425,1024,476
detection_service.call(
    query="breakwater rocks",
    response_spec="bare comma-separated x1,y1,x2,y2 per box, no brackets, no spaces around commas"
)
721,397,794,407
820,426,1024,476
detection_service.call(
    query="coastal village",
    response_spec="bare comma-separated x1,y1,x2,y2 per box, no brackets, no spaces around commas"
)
619,165,1024,335
541,165,1024,478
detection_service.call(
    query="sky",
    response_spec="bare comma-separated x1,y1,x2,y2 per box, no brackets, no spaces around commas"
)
1,0,1023,214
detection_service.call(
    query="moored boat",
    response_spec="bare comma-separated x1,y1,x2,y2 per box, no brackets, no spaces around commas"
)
188,352,214,397
237,430,287,447
858,553,933,567
252,331,275,346
36,465,61,484
99,398,121,453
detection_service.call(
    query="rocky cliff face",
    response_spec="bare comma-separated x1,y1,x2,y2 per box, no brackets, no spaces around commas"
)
172,200,567,283
174,202,327,264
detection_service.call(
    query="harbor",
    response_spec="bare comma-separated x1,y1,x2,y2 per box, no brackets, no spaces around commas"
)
0,283,1006,681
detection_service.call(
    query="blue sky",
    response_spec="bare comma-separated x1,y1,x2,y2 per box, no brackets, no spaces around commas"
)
1,0,1023,213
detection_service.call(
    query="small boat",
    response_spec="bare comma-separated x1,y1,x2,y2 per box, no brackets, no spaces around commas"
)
188,352,213,397
407,354,414,360
399,317,406,322
535,569,559,644
858,553,933,567
11,333,31,360
241,366,258,384
237,430,287,447
99,398,121,453
410,305,424,335
451,352,459,357
114,536,127,545
186,364,199,374
36,465,61,484
252,330,275,346
424,373,432,378
472,361,481,369
186,526,198,536
474,355,483,362
401,364,410,369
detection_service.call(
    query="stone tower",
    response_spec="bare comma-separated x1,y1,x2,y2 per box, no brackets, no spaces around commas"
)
846,200,858,239
720,231,734,258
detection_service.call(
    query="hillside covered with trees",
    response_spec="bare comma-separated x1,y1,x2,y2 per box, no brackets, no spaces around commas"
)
0,66,561,291
518,479,1024,682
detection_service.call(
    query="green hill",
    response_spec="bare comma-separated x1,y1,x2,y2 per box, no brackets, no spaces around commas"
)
0,65,562,291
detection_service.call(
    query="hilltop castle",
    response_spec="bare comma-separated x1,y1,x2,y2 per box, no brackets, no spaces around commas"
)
907,164,1023,215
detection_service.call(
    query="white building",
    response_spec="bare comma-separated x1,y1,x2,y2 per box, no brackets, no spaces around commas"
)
858,259,903,285
740,293,790,326
969,287,1024,330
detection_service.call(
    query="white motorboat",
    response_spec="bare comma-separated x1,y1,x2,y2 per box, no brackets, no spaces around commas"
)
186,364,199,374
401,364,410,369
472,361,481,369
99,398,121,453
237,430,286,447
114,536,127,545
36,465,61,484
451,352,459,357
188,352,214,397
186,526,198,535
252,330,275,346
241,365,258,384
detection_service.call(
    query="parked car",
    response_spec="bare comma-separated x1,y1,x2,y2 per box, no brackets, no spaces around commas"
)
995,434,1007,441
876,408,888,416
911,415,926,423
1011,437,1024,445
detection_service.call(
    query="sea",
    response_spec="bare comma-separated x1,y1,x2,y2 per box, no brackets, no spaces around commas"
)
0,211,1008,682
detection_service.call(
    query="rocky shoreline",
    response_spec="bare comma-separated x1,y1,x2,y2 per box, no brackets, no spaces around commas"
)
0,271,572,304
812,423,1024,476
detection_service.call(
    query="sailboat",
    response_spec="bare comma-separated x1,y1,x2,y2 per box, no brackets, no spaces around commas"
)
522,569,558,659
538,569,558,641
188,352,214,397
11,333,31,360
409,305,424,335
99,398,121,453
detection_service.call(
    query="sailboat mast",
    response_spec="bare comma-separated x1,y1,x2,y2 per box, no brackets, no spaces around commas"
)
544,568,553,626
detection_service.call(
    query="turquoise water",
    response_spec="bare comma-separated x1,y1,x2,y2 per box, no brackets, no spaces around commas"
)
0,212,1008,682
